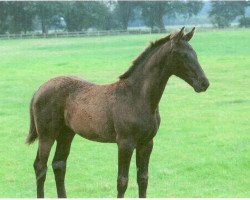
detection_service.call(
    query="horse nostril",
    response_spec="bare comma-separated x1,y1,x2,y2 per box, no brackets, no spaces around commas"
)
201,81,206,87
201,79,209,89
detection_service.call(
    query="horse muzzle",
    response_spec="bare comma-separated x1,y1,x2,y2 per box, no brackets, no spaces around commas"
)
194,77,209,93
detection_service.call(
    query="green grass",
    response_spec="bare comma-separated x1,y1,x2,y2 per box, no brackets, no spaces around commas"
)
0,29,250,197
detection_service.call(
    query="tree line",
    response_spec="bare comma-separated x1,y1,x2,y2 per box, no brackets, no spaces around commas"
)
0,1,249,35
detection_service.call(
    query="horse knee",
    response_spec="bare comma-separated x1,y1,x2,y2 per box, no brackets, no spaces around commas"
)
35,165,47,183
52,161,66,171
117,176,128,192
137,173,148,185
52,161,66,180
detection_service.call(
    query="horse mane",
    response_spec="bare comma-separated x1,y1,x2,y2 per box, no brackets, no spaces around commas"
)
119,34,171,79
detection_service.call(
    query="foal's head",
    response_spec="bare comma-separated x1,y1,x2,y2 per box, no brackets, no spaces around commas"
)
169,27,209,93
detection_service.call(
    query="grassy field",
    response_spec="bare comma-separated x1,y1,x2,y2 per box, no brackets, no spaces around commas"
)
0,29,250,197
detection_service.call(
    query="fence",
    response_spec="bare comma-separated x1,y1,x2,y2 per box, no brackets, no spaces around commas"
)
0,26,247,40
0,29,167,40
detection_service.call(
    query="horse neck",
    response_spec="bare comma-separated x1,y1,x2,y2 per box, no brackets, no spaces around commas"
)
124,44,172,112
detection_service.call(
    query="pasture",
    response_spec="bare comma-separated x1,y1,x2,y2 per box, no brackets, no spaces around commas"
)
0,29,249,197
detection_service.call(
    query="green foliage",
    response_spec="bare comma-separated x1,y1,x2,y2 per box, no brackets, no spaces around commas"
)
0,2,9,34
114,1,137,30
87,2,115,30
61,2,82,32
0,1,205,34
7,2,36,34
139,1,204,31
140,2,170,31
35,2,62,34
239,16,250,27
0,30,250,197
175,1,204,19
62,1,113,31
209,1,248,28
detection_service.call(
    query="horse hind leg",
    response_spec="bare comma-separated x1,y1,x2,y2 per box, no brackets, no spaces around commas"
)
52,129,75,198
33,138,54,198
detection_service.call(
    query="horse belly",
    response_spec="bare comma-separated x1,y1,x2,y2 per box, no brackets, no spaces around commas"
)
76,121,116,143
65,105,116,143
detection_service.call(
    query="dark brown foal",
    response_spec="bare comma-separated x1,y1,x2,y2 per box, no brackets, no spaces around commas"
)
26,27,209,198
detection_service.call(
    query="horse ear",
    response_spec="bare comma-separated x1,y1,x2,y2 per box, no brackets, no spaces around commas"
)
170,27,185,43
183,27,195,41
179,26,185,36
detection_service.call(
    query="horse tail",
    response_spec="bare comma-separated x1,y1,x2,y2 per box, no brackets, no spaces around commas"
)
26,95,38,145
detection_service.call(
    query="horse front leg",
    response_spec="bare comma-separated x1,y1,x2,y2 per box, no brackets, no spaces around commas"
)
117,138,135,198
136,140,153,198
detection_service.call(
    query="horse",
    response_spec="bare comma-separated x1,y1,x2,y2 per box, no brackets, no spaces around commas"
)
26,27,209,198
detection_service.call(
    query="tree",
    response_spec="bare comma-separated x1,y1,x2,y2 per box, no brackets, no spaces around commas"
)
175,1,204,19
139,2,192,31
62,2,85,31
165,1,204,25
209,1,248,28
50,15,66,31
239,17,250,27
140,2,169,31
35,2,61,34
0,2,9,34
62,1,115,31
84,1,115,30
7,2,36,34
114,1,136,30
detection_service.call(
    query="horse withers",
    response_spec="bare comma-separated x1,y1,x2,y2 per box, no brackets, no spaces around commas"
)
26,27,209,198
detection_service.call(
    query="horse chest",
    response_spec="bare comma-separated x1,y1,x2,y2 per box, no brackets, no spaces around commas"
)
114,111,160,143
135,119,159,143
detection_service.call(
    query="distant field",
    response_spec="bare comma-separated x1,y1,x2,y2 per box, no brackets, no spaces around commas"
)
0,29,249,197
